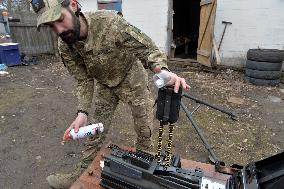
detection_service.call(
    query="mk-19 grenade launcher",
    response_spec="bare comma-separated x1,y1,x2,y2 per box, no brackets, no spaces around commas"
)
100,87,284,189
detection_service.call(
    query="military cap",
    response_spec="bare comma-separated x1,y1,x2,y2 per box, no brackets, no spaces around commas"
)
30,0,64,28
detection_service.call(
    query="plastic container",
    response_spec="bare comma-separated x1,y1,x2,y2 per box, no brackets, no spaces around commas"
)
0,63,7,70
63,123,104,141
153,70,171,88
0,43,21,66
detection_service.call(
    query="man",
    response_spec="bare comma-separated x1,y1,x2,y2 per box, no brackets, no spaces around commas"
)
30,0,189,188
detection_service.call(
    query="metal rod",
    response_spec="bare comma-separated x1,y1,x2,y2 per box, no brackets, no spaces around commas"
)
181,101,218,162
191,104,201,115
182,93,237,119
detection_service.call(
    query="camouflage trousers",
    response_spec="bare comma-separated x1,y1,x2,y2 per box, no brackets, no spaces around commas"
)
81,62,154,168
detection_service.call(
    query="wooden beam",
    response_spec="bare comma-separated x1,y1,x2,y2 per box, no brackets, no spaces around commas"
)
200,0,213,6
197,49,210,57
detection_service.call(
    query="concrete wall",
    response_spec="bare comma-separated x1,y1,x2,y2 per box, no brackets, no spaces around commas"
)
80,0,169,54
215,0,284,67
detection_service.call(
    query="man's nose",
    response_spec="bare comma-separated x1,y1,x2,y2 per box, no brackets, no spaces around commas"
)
52,23,65,34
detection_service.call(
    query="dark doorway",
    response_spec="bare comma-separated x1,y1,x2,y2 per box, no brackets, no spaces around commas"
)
172,0,201,59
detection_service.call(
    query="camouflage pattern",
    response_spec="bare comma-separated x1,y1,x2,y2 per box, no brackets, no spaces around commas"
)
94,61,154,149
81,62,154,168
30,0,64,28
59,10,168,112
58,10,168,163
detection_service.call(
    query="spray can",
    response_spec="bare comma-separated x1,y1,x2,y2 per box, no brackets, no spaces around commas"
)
153,70,171,88
63,123,104,141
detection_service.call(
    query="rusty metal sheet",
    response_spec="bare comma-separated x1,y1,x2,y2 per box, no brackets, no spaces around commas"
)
70,142,231,189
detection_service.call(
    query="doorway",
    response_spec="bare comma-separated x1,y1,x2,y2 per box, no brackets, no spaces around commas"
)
172,0,201,59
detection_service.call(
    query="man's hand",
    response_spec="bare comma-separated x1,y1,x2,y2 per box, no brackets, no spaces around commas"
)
166,72,190,93
153,66,190,93
63,113,88,140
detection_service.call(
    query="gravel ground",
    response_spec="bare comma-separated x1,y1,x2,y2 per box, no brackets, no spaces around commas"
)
0,55,283,188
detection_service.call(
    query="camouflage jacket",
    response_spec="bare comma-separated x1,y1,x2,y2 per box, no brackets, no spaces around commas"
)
58,10,168,112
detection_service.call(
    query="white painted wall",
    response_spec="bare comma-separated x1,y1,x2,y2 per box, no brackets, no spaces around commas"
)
81,0,284,68
80,0,98,12
123,0,169,53
215,0,284,67
80,0,169,54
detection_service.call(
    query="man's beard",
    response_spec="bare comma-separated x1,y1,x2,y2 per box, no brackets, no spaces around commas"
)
59,12,80,44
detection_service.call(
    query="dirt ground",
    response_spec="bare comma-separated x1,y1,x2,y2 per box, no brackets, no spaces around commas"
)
0,56,283,189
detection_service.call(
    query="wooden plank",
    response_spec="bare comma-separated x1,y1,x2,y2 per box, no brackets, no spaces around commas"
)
169,58,198,63
197,0,217,67
10,23,36,27
197,49,211,57
213,37,221,65
8,11,56,55
200,0,213,6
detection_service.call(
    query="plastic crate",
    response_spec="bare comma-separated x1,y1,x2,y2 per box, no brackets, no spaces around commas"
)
0,43,21,66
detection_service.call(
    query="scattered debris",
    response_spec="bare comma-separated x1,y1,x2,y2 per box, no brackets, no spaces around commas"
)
66,152,77,157
237,146,245,152
0,70,8,76
36,156,41,161
0,63,7,70
227,96,244,105
268,95,282,103
21,53,38,65
226,69,234,74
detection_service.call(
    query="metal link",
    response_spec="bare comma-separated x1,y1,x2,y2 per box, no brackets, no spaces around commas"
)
166,124,174,166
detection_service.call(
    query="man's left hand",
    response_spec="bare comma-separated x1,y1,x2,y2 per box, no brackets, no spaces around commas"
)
153,66,190,93
166,72,190,93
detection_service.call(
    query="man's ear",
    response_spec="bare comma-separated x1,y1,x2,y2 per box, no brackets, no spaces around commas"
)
69,0,78,12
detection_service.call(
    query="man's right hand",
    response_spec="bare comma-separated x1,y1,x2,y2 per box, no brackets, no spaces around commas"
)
63,113,88,140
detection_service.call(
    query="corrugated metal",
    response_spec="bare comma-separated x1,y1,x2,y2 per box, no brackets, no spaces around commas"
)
9,11,57,55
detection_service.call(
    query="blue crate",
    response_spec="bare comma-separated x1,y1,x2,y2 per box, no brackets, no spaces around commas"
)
0,43,21,66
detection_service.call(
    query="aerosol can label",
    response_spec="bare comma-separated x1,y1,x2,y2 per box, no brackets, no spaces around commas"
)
67,123,104,140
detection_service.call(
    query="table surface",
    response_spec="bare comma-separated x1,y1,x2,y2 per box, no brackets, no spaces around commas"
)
70,143,231,189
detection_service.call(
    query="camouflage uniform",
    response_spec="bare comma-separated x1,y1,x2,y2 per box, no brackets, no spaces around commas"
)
58,11,168,166
32,1,170,187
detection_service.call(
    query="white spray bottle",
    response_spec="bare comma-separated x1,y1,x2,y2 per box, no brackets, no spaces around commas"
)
63,123,104,141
